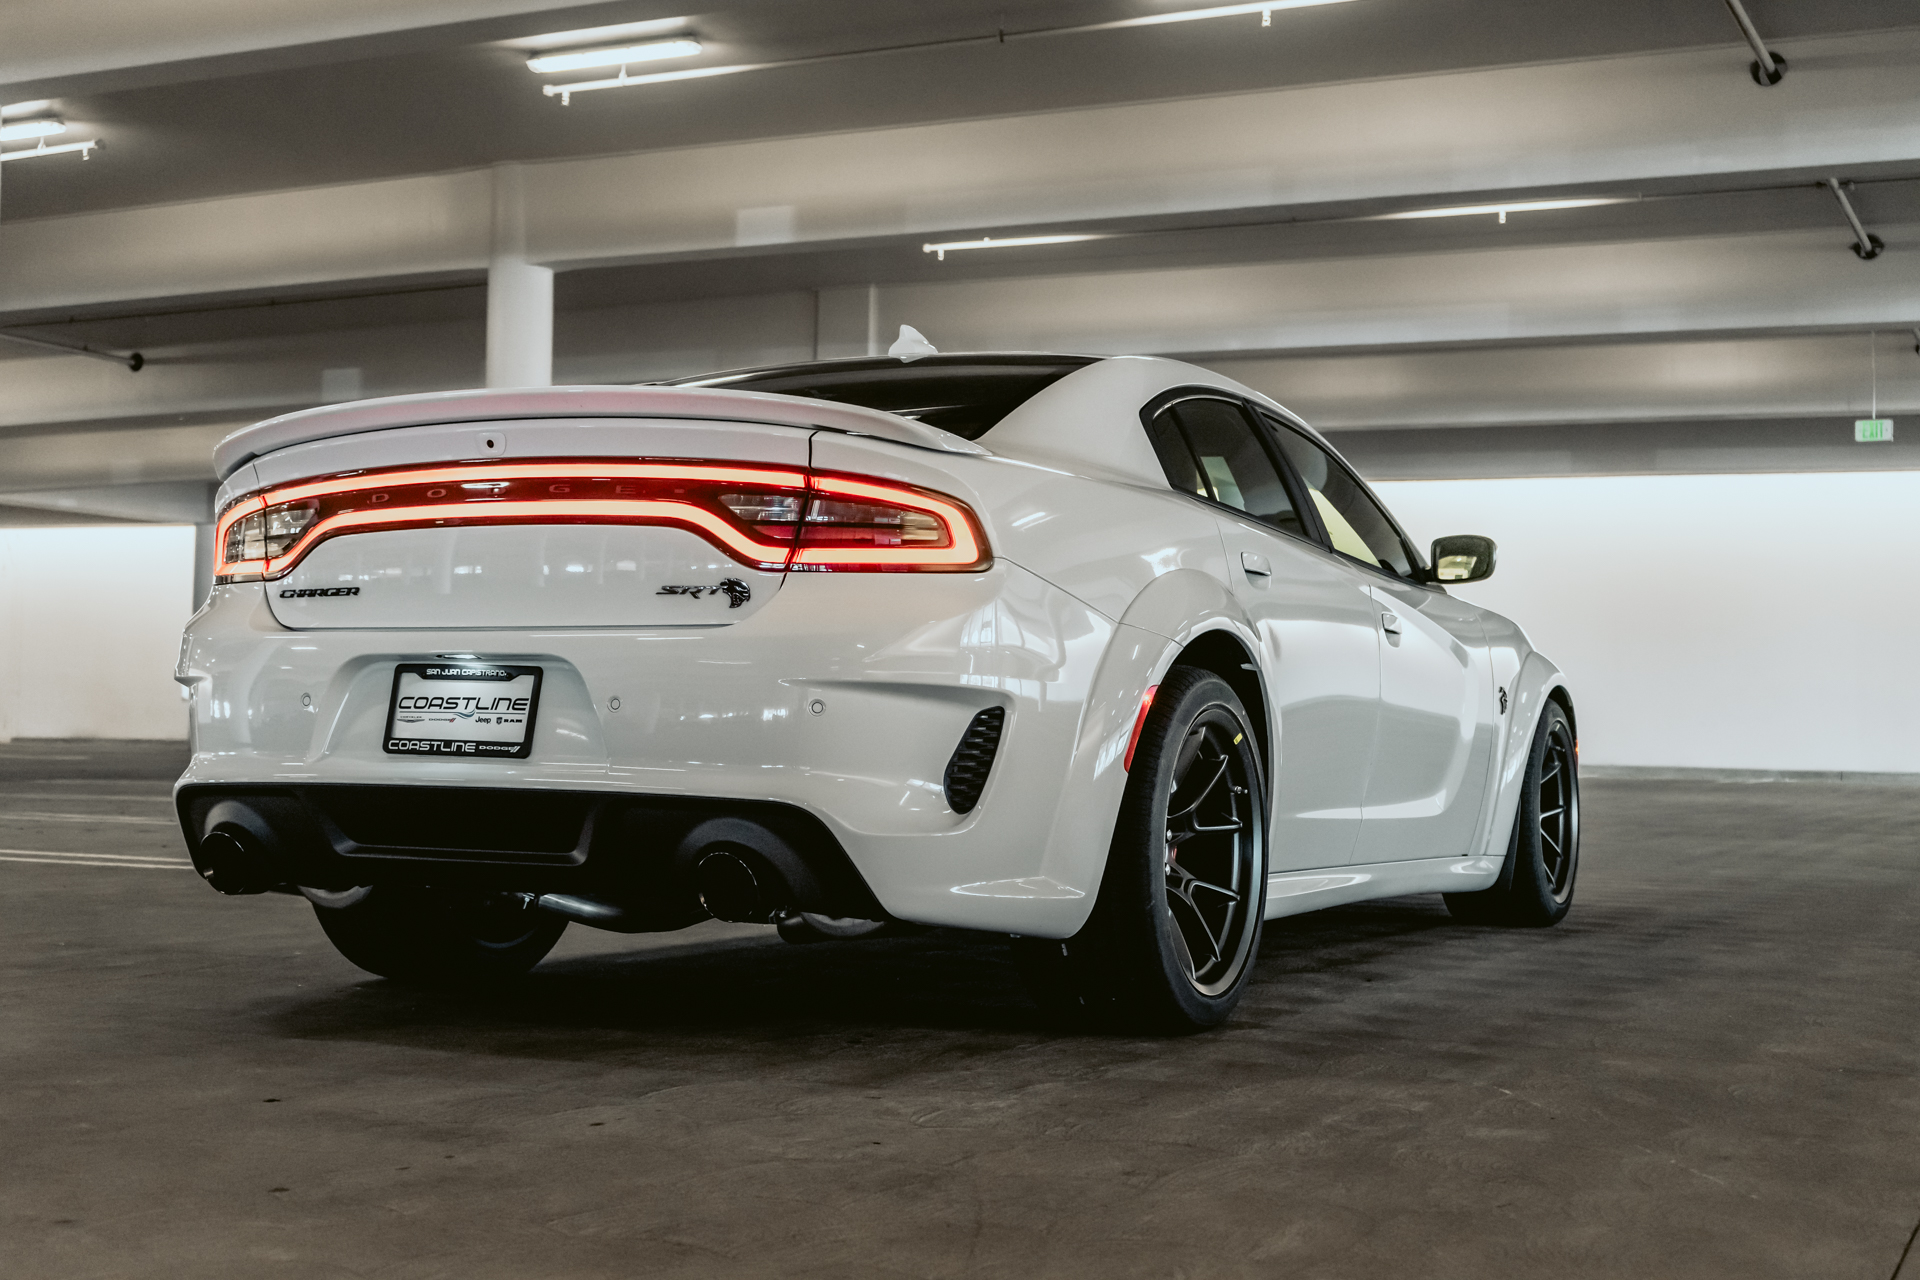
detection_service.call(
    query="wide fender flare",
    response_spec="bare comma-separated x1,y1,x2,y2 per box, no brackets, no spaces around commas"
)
1028,570,1265,937
1479,649,1574,864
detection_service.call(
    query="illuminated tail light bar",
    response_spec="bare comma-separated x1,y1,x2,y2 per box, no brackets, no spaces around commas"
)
212,459,990,583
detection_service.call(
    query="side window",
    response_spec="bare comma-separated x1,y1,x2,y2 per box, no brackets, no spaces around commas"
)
1265,420,1414,577
1143,408,1207,498
1145,398,1306,538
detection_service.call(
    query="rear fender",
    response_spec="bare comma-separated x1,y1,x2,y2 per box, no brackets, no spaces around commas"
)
1022,572,1257,935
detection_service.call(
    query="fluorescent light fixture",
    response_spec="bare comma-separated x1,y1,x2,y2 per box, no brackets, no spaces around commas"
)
1375,197,1631,223
527,39,701,74
0,119,64,142
2,99,53,117
505,18,690,50
545,62,757,102
539,0,1357,100
0,138,97,162
1085,0,1359,30
922,234,1107,261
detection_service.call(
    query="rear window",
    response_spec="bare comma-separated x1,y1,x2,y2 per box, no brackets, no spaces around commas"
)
664,354,1096,441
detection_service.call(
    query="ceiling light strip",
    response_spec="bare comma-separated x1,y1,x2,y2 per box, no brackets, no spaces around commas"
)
545,62,762,100
922,234,1109,260
0,119,64,142
541,0,1361,100
527,38,702,74
1078,0,1358,31
0,138,97,162
1372,197,1633,222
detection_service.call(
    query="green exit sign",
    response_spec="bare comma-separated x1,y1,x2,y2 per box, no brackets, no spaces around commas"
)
1855,418,1895,443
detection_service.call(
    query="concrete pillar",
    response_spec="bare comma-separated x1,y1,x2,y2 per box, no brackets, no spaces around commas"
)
485,163,553,388
813,285,884,360
192,522,215,612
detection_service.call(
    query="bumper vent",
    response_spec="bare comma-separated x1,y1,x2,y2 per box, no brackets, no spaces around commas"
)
943,706,1006,815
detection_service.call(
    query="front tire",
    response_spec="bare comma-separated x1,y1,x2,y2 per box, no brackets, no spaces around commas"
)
1444,699,1579,926
306,885,568,983
1017,666,1268,1032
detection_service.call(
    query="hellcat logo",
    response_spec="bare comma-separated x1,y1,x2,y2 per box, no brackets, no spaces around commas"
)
279,587,360,598
656,578,751,608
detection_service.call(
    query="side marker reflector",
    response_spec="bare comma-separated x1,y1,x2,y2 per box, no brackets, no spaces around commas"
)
1123,684,1160,773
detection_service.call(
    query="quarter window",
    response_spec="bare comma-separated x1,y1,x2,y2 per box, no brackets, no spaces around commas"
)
1146,398,1306,539
1264,419,1414,577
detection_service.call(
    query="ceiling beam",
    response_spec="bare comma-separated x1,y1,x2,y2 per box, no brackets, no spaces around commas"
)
4,29,1914,314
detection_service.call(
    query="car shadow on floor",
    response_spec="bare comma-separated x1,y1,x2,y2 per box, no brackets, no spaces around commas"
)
261,895,1480,1056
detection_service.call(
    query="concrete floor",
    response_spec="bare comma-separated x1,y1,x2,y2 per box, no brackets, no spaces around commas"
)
3,741,1918,1279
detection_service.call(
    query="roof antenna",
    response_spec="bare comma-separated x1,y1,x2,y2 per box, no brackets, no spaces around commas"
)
888,325,938,362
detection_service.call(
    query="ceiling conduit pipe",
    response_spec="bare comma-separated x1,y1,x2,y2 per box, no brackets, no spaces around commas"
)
1825,179,1884,261
1723,0,1786,84
0,328,143,370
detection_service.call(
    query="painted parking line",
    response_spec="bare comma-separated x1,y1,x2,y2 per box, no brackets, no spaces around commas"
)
0,848,193,871
1,812,177,825
1,793,173,803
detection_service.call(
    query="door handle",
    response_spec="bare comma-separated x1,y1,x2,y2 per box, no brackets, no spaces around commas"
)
1380,612,1401,635
1240,551,1271,577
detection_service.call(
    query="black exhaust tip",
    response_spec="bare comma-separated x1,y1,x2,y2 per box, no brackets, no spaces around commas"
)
193,826,275,895
696,849,778,923
191,801,283,895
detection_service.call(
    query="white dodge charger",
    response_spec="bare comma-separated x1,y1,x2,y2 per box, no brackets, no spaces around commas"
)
174,349,1579,1031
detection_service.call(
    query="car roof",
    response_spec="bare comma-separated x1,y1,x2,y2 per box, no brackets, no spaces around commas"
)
978,355,1331,490
662,353,1100,442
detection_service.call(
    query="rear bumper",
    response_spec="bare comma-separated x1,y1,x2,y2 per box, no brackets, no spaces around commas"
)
175,562,1147,937
176,782,882,926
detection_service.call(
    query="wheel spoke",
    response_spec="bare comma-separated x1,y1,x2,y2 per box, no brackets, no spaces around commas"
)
1183,875,1241,903
1166,886,1224,968
1169,755,1231,821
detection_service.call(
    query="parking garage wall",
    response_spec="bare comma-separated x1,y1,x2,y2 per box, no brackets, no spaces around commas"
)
0,526,195,741
1379,471,1920,774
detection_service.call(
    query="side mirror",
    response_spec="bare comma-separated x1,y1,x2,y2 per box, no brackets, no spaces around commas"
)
1428,534,1496,584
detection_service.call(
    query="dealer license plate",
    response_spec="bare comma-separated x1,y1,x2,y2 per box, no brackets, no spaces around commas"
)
384,663,543,759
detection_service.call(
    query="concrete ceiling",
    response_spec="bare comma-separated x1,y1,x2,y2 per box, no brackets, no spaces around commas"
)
2,0,1917,521
3,0,1912,219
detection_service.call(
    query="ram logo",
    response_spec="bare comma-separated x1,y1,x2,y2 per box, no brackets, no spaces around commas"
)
657,577,752,608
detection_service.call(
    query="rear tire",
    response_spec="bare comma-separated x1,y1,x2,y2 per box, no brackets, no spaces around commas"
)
306,885,568,983
1017,666,1268,1033
1444,700,1579,927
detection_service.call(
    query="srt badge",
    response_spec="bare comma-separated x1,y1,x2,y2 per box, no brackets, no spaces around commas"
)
657,577,752,608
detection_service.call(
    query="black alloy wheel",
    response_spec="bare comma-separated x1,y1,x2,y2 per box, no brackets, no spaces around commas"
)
1015,665,1267,1032
1444,699,1579,927
1162,703,1263,996
1537,713,1579,905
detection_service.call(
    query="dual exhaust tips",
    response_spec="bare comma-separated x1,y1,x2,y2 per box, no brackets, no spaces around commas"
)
189,801,805,927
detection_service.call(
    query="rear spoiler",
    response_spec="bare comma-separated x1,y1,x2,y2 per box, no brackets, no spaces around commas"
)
213,384,988,480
